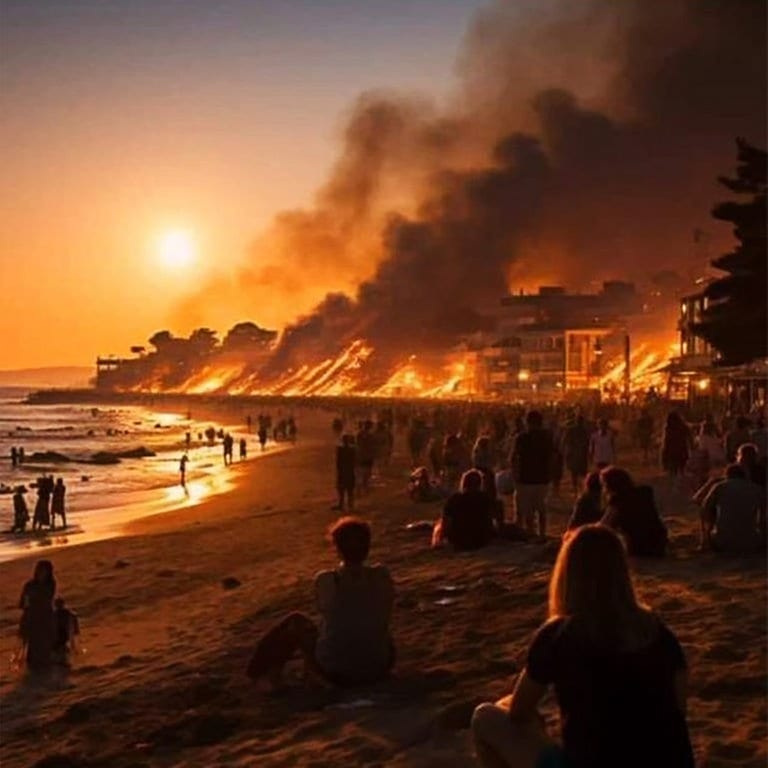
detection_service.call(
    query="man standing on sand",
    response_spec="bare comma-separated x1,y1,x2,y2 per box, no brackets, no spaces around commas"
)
334,435,357,512
179,453,189,486
510,410,553,538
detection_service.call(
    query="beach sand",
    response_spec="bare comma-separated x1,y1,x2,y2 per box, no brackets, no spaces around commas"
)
0,421,765,768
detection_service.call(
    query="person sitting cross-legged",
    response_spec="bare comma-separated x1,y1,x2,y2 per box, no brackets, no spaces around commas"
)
247,517,395,690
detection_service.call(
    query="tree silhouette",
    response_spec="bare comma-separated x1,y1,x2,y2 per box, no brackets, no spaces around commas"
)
696,139,767,365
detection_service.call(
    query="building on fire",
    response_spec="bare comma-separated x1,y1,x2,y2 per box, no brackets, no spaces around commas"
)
475,283,642,401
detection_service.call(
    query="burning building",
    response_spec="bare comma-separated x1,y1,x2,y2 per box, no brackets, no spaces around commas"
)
475,283,642,400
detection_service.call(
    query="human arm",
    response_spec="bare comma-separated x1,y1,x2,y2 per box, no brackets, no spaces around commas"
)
507,669,547,722
315,571,336,615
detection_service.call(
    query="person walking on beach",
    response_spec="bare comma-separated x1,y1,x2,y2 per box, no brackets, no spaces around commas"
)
334,434,357,512
52,596,80,666
33,476,52,531
471,525,694,768
18,560,57,671
257,424,268,451
247,517,395,691
179,453,189,487
51,478,67,530
239,437,247,461
12,487,29,533
589,418,616,469
562,416,590,495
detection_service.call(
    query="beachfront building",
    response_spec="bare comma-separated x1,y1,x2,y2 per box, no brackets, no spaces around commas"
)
475,283,641,401
666,288,768,411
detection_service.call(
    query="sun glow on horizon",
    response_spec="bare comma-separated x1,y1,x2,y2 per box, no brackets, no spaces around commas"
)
158,229,196,270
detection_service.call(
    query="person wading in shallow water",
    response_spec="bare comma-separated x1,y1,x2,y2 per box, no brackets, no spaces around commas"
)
51,478,67,530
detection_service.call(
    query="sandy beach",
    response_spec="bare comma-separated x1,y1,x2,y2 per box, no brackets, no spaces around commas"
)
0,415,765,768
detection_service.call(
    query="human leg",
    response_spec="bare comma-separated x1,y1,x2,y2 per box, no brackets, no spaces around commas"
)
515,485,535,534
534,485,548,537
472,698,556,768
247,612,319,685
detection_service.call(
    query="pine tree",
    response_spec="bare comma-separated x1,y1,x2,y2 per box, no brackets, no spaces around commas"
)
696,139,767,365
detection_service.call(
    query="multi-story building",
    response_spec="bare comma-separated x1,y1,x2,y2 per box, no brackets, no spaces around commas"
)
476,283,641,400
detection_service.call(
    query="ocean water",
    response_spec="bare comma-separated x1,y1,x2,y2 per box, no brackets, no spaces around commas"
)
0,388,273,561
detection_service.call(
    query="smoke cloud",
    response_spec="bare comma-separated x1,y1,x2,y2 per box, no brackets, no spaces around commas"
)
178,0,766,379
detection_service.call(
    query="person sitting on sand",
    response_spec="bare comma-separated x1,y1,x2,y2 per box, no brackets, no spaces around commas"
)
18,559,56,670
52,596,80,666
11,487,29,533
433,469,496,551
247,517,395,689
600,467,667,557
566,472,603,531
408,466,444,503
700,464,765,554
471,524,694,768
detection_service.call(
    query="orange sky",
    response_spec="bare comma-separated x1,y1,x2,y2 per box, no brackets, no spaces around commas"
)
0,0,483,369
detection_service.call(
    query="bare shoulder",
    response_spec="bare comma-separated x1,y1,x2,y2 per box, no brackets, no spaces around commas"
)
314,569,337,589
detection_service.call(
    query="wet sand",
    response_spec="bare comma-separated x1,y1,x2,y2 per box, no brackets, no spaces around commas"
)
0,424,765,767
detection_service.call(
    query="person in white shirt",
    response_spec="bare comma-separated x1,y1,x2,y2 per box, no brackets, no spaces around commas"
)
589,419,616,469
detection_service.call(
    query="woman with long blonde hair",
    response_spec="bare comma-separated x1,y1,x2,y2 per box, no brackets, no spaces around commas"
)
472,525,694,768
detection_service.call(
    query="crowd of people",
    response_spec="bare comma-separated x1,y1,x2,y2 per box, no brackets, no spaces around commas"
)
11,398,765,768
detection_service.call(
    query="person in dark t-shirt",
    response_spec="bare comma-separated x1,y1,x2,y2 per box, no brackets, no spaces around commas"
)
566,472,602,531
510,411,553,537
472,525,694,768
436,469,495,551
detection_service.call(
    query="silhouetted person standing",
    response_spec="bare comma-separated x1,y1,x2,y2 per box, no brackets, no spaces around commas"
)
18,447,25,465
258,425,268,451
179,453,189,486
12,488,29,533
511,410,553,538
10,446,18,467
334,435,357,512
51,478,66,530
239,437,247,460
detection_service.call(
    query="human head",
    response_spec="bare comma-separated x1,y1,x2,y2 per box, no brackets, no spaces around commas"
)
33,559,54,583
737,443,758,467
526,410,543,429
725,463,747,480
549,524,645,634
584,471,602,495
600,466,634,498
460,469,484,493
329,517,371,566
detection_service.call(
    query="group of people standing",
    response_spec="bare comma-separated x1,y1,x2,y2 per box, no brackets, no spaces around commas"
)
11,476,67,533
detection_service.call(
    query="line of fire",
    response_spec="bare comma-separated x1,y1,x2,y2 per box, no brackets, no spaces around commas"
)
93,278,766,412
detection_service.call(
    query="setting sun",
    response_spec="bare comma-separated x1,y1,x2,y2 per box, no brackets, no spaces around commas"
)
158,230,196,270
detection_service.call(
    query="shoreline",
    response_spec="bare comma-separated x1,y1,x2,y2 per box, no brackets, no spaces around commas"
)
0,410,765,767
0,393,306,563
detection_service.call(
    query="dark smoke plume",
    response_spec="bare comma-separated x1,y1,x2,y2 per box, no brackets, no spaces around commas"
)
181,0,767,382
